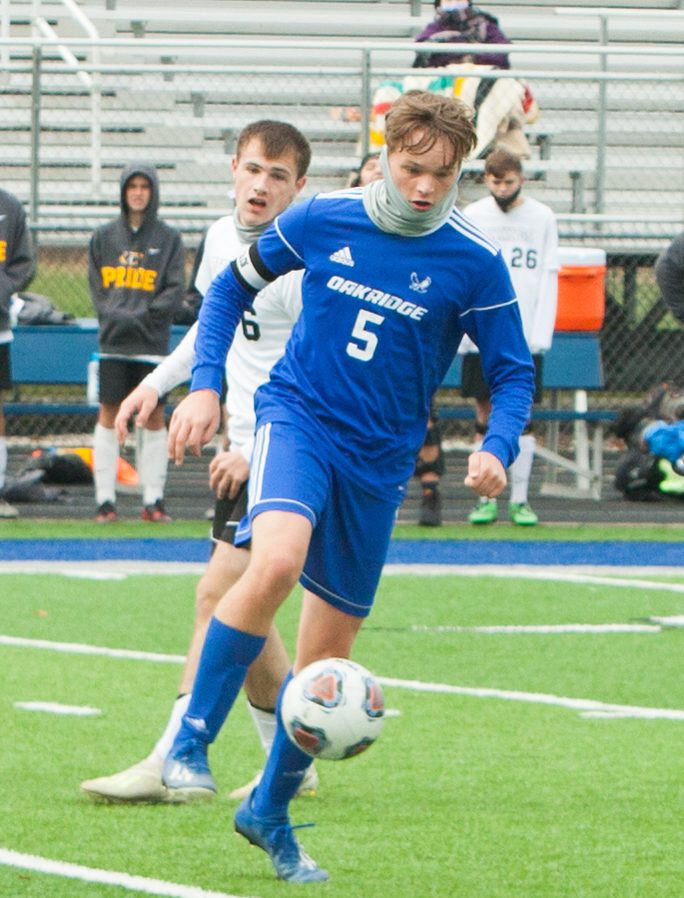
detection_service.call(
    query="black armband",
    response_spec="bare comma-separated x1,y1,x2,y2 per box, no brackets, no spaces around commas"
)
231,243,277,293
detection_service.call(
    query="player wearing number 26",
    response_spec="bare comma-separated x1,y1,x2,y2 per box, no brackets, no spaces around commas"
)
164,91,534,883
460,147,559,527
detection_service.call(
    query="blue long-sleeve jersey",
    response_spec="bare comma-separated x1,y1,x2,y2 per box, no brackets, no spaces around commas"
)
192,189,534,497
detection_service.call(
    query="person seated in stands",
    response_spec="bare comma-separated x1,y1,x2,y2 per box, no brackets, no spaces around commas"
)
412,0,511,70
406,1,535,159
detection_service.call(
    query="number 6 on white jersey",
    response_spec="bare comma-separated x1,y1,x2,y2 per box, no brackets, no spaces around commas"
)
346,309,384,361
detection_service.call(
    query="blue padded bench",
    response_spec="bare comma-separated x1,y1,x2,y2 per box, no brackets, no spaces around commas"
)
6,318,189,419
436,332,613,501
7,323,611,499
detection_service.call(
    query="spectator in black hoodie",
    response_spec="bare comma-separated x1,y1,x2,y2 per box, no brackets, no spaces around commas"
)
89,162,184,523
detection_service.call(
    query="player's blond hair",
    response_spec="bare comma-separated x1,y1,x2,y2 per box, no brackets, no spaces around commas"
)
384,90,477,163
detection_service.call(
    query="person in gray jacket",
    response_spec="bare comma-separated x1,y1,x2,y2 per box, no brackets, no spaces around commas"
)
89,162,184,522
655,232,684,325
0,188,35,519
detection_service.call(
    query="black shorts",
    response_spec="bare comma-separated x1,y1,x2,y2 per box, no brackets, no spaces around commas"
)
212,480,249,544
461,353,543,405
0,343,11,391
99,358,164,406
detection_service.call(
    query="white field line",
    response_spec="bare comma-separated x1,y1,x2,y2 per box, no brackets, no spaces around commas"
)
0,849,255,898
383,564,684,592
0,635,186,665
377,677,684,721
651,615,684,627
411,623,661,634
2,633,682,723
14,701,101,716
0,561,207,577
2,560,684,582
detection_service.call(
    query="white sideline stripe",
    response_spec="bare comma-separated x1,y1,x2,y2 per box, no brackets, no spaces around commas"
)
0,562,207,576
383,564,684,592
3,634,682,723
0,849,254,898
651,615,684,627
14,701,101,716
378,676,684,721
412,623,661,634
0,635,185,665
2,561,684,581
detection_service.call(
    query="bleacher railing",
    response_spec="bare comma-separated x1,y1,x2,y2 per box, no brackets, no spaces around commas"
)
1,33,682,408
1,35,681,224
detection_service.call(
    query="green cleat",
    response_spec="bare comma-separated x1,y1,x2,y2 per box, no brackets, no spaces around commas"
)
509,502,539,526
657,459,684,496
468,498,498,525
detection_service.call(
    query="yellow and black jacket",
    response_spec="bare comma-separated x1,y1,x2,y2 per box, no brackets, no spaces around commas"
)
89,161,185,357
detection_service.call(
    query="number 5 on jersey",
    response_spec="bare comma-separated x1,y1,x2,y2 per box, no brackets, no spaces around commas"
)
346,310,384,361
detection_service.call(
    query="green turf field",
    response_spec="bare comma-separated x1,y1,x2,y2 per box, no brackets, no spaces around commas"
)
1,563,683,898
1,519,683,542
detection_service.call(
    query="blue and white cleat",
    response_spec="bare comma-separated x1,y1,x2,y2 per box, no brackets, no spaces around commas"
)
234,792,329,883
162,737,217,802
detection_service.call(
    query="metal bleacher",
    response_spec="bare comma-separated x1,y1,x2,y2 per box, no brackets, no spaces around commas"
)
1,0,682,244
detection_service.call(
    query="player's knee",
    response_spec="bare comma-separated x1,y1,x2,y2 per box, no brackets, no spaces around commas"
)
252,548,302,594
194,574,222,623
415,445,445,477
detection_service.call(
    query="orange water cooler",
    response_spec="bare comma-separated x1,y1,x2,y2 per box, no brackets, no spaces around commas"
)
555,247,607,332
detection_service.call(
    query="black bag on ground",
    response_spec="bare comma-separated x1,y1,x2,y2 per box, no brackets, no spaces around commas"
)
22,448,94,485
1,470,69,503
614,448,663,502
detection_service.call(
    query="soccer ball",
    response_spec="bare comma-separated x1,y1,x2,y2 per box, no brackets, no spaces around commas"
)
281,657,385,761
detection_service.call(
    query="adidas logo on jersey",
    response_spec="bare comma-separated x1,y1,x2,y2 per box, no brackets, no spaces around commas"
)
329,245,355,267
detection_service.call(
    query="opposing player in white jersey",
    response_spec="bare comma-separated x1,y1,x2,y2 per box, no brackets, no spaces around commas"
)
461,147,559,526
80,120,316,804
164,91,535,883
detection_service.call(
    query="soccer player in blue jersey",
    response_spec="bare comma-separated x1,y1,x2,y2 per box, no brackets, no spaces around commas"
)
164,90,535,884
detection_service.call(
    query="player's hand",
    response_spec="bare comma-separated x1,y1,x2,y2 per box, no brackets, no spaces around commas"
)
114,383,160,444
209,449,249,499
168,390,221,464
464,450,507,498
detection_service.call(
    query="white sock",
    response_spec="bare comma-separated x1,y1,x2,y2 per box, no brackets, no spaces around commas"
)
248,702,278,756
93,423,119,506
153,692,192,761
0,437,7,491
509,433,536,505
139,427,169,506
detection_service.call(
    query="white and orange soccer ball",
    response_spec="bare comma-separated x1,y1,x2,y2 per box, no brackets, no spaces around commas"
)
281,658,385,761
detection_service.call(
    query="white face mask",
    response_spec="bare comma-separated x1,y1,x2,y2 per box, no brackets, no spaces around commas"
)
438,1,469,12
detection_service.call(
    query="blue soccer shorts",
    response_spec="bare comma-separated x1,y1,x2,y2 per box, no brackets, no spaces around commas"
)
234,420,401,618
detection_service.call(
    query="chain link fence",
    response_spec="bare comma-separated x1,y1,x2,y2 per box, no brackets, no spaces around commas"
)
3,35,683,444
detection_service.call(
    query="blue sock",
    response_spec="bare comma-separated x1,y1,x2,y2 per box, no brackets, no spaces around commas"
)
251,671,314,821
177,617,266,746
